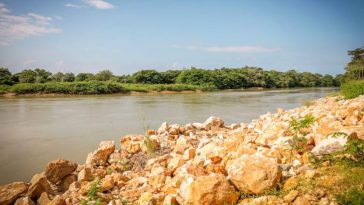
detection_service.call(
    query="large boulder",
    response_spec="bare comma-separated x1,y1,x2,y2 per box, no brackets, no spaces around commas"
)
182,174,239,205
203,116,224,130
28,172,57,199
37,192,51,205
227,154,281,194
86,141,115,166
311,135,347,156
45,159,77,184
47,195,66,205
238,196,283,205
120,135,144,154
77,167,93,182
0,182,28,205
14,197,36,205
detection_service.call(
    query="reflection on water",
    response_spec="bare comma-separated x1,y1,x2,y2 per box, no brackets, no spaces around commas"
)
0,87,337,184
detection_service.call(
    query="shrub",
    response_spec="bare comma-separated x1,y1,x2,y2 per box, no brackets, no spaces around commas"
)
94,70,113,81
9,81,127,94
290,114,315,133
0,85,10,94
340,81,364,99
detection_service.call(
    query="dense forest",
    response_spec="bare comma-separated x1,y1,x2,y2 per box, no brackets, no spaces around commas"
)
0,67,341,89
1,47,363,95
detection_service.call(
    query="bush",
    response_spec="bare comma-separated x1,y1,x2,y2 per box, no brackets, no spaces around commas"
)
340,81,364,99
4,82,215,95
9,81,127,94
0,85,10,94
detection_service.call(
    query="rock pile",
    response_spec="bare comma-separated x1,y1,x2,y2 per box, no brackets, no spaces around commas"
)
1,96,363,205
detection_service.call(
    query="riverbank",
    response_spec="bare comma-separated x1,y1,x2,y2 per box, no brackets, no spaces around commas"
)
1,95,363,205
0,82,217,96
0,81,341,97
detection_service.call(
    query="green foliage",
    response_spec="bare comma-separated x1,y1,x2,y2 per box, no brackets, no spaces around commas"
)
9,81,127,94
132,69,164,84
176,67,215,86
34,68,51,83
160,70,181,84
76,73,94,81
87,178,101,200
0,85,10,94
336,188,364,205
52,72,64,82
290,114,316,133
289,114,315,153
81,178,101,205
1,82,215,95
63,73,75,82
17,69,37,83
291,135,308,153
340,81,364,99
94,70,113,81
0,68,14,85
343,137,364,164
1,66,341,94
343,47,364,81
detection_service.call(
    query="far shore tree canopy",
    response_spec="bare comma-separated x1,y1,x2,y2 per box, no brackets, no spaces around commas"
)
0,67,341,89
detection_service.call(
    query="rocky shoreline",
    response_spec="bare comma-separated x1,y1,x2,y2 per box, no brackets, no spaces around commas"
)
1,95,363,205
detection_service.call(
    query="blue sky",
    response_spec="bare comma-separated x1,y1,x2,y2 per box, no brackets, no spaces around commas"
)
0,0,363,75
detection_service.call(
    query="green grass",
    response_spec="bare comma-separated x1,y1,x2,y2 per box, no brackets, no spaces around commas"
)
340,80,364,99
336,188,364,205
0,81,216,95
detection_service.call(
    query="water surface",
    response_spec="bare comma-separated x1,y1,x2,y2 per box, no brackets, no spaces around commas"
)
0,88,337,184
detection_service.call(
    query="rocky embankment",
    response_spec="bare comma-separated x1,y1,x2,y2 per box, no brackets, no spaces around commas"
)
1,96,363,205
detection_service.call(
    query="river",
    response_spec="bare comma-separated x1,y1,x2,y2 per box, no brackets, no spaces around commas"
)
0,87,337,184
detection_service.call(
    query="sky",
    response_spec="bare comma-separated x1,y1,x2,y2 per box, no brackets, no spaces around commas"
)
0,0,363,75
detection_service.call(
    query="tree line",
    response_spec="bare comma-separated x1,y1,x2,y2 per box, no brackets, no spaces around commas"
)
0,66,341,89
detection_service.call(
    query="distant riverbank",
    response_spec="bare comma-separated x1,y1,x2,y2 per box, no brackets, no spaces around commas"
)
0,81,339,96
0,81,216,96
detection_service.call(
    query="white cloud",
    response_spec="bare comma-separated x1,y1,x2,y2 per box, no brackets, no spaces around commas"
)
173,45,280,53
83,0,114,9
0,3,61,46
65,3,83,8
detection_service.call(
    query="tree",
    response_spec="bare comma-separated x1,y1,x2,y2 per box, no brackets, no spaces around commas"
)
160,70,181,84
34,68,52,83
320,74,335,87
348,47,364,61
176,68,214,85
76,73,94,81
18,69,37,83
52,72,65,82
63,73,75,82
94,70,113,81
132,70,164,84
0,68,14,85
345,47,364,81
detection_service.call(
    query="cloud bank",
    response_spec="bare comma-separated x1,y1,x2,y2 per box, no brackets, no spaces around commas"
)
174,45,280,53
0,3,61,46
